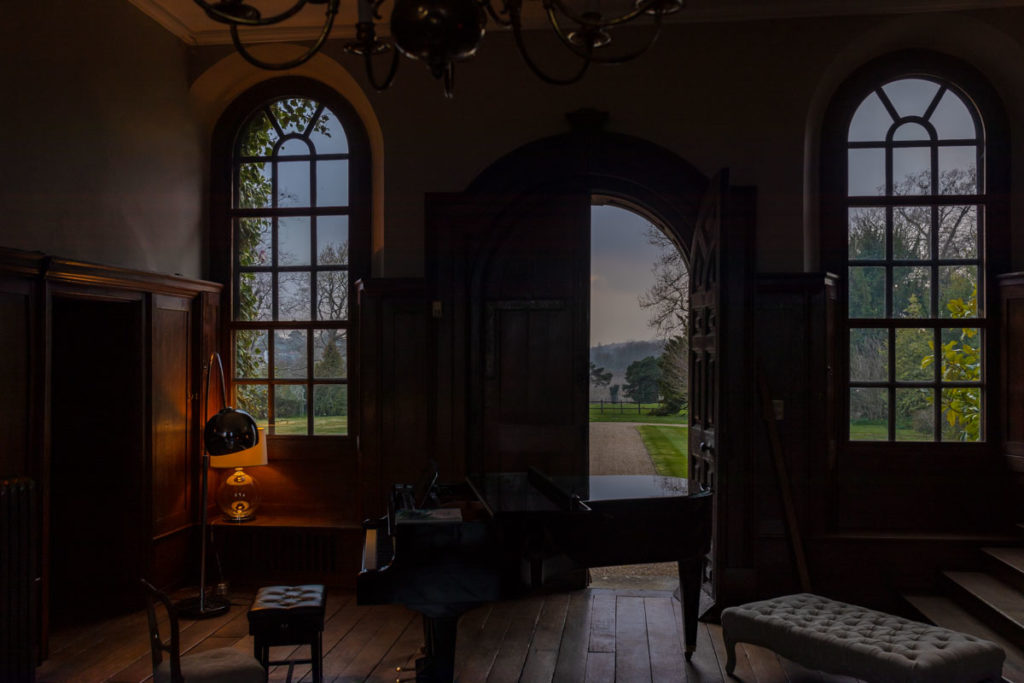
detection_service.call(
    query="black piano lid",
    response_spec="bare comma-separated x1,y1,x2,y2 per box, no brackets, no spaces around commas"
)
467,472,693,515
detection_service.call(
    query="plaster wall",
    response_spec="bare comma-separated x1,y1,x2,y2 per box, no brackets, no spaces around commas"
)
0,1,204,278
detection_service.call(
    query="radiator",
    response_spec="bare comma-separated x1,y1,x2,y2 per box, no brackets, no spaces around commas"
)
1,477,38,682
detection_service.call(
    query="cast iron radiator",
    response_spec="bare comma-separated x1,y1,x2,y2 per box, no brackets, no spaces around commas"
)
1,477,38,682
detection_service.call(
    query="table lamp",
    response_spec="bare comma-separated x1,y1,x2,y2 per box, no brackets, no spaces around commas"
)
213,427,267,522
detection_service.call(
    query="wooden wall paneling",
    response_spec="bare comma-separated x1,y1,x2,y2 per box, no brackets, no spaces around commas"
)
0,278,36,479
999,273,1024,521
751,273,835,596
356,279,433,519
149,294,194,588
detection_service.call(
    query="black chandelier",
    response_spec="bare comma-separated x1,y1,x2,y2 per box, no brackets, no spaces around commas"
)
194,0,682,96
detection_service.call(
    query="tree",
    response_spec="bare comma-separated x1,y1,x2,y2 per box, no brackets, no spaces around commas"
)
589,361,612,389
623,356,661,403
653,336,688,415
638,226,689,339
922,289,981,441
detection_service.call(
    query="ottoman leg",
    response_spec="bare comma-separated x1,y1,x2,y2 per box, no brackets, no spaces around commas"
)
724,635,737,676
312,631,323,683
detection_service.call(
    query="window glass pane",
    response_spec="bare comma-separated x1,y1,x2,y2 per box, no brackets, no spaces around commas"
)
317,216,349,265
271,98,317,136
882,78,940,118
848,266,886,318
892,122,930,141
892,147,930,195
848,149,885,196
313,385,348,435
895,388,933,441
938,206,978,259
239,111,278,157
317,271,349,321
848,207,885,260
939,266,978,319
279,138,310,157
235,329,268,378
893,266,931,318
316,160,349,207
929,90,977,140
314,330,347,378
273,385,308,435
236,384,268,430
892,206,930,260
278,271,311,321
941,387,981,442
850,388,888,441
895,328,933,382
238,272,272,321
938,147,977,194
849,92,892,142
940,327,981,383
237,218,271,267
849,328,887,381
238,162,271,209
279,217,311,266
277,160,310,208
274,329,307,379
309,108,349,155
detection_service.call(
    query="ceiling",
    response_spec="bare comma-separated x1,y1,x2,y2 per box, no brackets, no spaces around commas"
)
128,0,1024,46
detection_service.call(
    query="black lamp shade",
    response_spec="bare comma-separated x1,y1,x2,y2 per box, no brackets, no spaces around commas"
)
204,407,259,455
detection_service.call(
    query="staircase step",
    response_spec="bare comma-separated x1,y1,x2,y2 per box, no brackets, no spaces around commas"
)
985,548,1024,593
905,593,1024,682
945,571,1024,648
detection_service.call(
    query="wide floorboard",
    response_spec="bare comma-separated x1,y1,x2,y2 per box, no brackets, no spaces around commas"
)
37,587,868,682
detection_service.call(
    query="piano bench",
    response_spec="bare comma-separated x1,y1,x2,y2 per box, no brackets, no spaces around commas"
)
247,584,326,683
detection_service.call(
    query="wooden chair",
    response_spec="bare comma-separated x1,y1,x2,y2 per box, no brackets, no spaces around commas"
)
140,579,266,683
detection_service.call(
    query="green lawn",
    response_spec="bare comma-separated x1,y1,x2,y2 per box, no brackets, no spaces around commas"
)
589,402,687,425
636,425,688,478
849,420,929,441
257,416,348,435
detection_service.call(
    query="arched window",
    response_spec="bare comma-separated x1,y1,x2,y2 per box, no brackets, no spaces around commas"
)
822,52,1009,445
212,79,370,450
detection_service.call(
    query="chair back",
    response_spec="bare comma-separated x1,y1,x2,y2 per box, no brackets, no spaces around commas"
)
140,579,183,683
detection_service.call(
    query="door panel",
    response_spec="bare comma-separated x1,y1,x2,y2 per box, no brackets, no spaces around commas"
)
475,192,591,476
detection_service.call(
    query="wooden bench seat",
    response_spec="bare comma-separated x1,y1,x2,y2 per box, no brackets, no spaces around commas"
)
721,593,1004,682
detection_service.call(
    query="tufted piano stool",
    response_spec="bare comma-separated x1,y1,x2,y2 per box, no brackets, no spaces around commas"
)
247,584,326,683
721,593,1004,682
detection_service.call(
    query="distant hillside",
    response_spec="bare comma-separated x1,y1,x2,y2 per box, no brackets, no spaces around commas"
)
589,339,664,401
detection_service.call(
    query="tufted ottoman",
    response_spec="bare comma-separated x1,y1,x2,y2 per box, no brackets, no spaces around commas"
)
721,593,1004,682
247,584,326,683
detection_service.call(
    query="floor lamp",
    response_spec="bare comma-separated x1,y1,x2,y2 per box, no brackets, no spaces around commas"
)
177,352,259,619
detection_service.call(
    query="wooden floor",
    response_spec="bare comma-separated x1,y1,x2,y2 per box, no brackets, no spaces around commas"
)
36,587,868,683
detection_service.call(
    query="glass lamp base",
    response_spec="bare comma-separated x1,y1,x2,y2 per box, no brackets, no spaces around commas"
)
216,467,261,522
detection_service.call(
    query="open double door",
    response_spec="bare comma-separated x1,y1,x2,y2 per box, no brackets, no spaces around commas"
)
429,169,751,606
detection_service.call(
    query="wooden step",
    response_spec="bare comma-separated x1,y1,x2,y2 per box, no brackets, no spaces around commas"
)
945,571,1024,649
985,548,1024,594
905,593,1024,683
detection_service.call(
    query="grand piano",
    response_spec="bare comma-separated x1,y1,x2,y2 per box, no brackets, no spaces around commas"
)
357,467,712,682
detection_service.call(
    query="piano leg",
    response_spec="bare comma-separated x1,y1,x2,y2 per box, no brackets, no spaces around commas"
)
677,556,702,661
416,614,458,682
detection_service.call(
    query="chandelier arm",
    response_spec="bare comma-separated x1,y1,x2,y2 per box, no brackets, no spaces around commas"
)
481,0,513,28
228,6,337,70
194,0,312,27
545,5,604,61
510,9,593,86
364,46,402,90
587,15,663,64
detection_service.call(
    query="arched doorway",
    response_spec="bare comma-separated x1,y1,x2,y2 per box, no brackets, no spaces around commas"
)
428,122,753,611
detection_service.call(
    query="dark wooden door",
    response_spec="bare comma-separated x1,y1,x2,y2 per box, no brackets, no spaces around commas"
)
473,191,592,477
688,171,727,497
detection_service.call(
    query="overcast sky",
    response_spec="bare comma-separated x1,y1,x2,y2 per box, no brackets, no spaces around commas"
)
590,204,675,347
